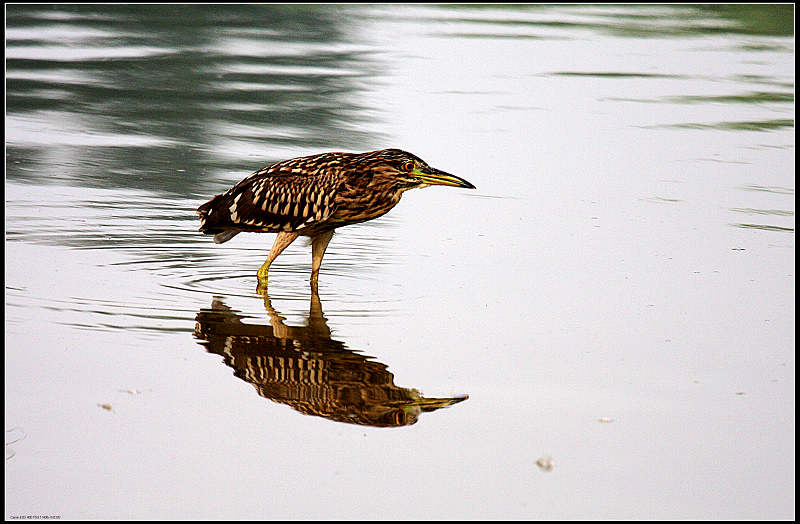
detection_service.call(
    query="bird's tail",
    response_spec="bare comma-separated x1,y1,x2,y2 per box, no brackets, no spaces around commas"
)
212,230,240,244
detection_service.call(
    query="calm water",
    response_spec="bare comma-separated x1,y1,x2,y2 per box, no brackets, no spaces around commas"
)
5,4,794,520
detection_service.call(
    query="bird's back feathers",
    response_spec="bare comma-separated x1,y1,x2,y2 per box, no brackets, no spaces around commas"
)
197,153,347,238
197,149,427,241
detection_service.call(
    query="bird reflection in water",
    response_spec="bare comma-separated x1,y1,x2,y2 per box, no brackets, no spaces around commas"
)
193,292,467,427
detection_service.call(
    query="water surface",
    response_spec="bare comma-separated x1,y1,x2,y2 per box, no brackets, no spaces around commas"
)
5,4,795,520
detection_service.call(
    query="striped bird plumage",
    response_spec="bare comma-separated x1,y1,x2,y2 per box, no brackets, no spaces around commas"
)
197,149,425,244
198,152,345,243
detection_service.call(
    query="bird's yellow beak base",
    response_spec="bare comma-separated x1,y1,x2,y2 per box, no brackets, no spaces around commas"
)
416,167,476,189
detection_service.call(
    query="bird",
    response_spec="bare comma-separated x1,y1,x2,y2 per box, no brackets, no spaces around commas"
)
197,148,475,289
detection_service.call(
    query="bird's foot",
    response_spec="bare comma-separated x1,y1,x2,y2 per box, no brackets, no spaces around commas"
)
256,263,270,295
257,261,271,280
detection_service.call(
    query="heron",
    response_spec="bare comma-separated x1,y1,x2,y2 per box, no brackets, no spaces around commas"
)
197,148,475,289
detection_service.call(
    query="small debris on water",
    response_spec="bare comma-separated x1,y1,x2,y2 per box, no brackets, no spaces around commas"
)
598,417,615,423
536,456,554,472
97,403,113,411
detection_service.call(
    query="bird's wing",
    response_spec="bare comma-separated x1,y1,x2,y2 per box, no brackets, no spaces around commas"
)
224,168,342,232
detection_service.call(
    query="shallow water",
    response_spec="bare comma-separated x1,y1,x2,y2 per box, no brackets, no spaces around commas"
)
5,4,795,520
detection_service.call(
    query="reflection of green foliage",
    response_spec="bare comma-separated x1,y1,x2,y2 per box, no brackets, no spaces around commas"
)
741,185,795,195
739,43,790,52
606,91,794,106
552,72,682,79
691,4,794,36
666,92,794,105
659,119,794,131
6,4,385,196
734,223,794,232
434,4,794,38
730,208,794,217
734,75,794,90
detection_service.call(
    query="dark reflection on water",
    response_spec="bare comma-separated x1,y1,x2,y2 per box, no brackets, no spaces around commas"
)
649,119,794,132
732,223,794,232
418,4,794,39
6,4,385,196
193,293,467,427
6,3,793,200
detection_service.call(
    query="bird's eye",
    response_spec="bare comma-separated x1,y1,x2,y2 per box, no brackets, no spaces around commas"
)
402,161,415,172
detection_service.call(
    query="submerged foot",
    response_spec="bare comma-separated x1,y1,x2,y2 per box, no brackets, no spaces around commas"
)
256,263,270,294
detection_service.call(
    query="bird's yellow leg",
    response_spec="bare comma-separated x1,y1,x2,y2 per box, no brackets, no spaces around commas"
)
310,230,334,292
257,231,300,284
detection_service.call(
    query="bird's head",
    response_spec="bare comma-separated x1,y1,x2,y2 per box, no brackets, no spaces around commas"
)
364,149,476,191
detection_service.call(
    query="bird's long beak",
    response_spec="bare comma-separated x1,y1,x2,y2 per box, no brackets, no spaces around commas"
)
404,394,469,412
418,167,476,189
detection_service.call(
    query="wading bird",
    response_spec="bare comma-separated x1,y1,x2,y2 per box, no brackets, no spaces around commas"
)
197,148,475,289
